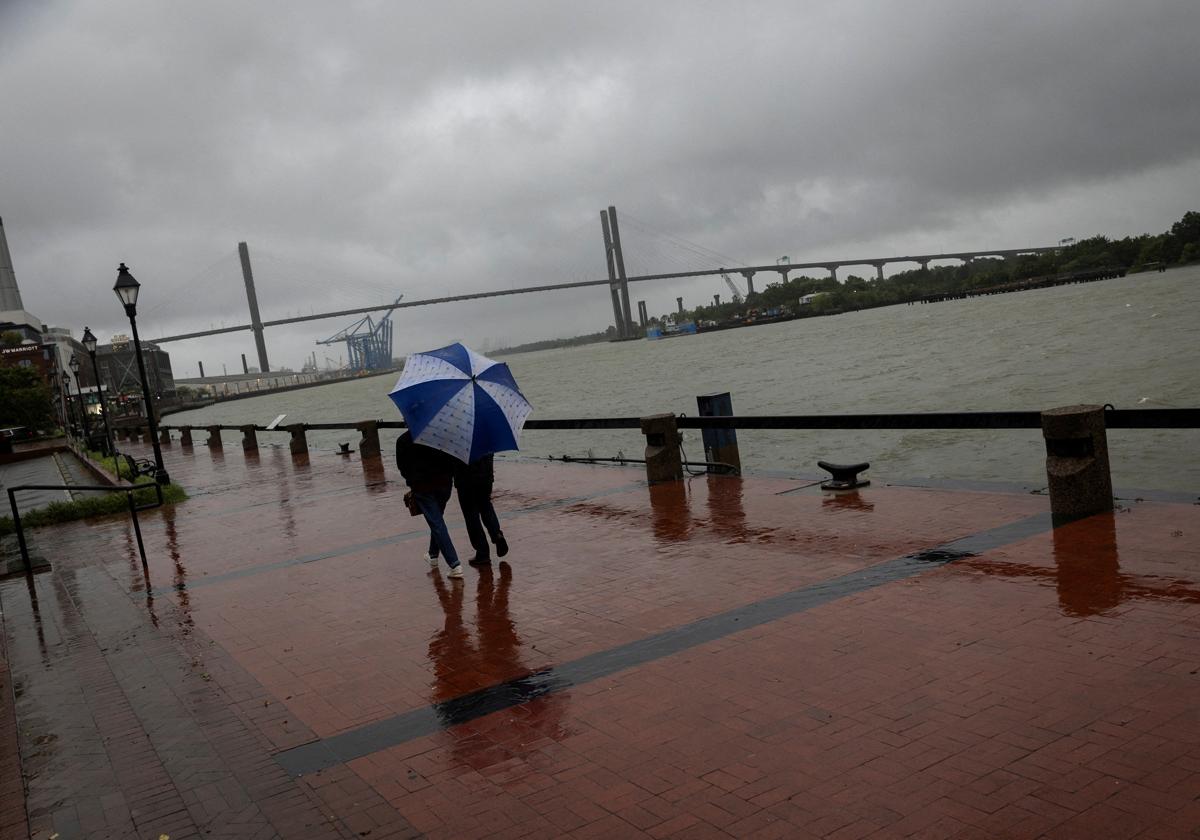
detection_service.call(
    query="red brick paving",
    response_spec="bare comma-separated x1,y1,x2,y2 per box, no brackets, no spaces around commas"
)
0,437,1197,838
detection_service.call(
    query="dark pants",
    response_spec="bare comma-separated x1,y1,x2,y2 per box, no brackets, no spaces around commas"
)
456,483,501,558
414,486,460,568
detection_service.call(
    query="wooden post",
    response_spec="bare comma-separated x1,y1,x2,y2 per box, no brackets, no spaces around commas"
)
240,425,258,453
207,425,223,450
287,424,308,456
356,421,381,458
180,427,193,447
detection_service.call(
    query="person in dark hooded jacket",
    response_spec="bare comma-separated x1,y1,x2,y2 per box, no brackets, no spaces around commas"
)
396,431,463,579
453,454,508,565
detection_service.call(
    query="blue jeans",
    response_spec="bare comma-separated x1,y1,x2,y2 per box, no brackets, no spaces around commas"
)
414,487,460,569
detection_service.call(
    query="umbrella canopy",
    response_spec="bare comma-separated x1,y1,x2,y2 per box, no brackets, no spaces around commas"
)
388,342,533,463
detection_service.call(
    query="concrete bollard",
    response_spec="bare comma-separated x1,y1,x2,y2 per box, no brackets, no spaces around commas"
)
207,425,223,451
287,424,308,456
180,427,193,447
640,413,683,484
356,421,381,459
1041,404,1113,520
240,425,258,453
696,392,741,475
159,428,171,445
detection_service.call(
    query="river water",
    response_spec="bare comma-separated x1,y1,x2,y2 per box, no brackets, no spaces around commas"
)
169,266,1200,493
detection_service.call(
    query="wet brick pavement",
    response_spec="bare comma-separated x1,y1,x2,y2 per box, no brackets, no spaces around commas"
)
1,437,1198,838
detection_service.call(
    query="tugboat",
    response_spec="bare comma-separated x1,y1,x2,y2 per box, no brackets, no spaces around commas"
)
645,314,698,340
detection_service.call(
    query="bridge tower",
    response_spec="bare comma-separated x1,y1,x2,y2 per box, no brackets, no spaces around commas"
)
238,242,270,372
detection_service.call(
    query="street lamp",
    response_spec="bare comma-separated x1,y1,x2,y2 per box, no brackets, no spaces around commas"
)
113,262,170,485
82,326,116,462
68,353,92,447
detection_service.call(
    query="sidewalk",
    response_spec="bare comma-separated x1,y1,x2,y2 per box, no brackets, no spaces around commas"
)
1,438,1198,839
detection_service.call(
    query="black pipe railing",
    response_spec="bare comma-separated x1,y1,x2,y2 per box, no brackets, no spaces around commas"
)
159,407,1200,434
6,481,164,573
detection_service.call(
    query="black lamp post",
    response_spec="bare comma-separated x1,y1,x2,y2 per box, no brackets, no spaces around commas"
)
113,263,170,485
82,327,116,460
68,353,92,447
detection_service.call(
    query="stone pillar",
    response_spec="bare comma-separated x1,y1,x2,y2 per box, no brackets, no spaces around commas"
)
356,420,381,459
287,424,308,456
207,426,223,450
1041,405,1113,520
159,427,171,445
240,425,258,453
696,393,741,475
640,413,683,484
180,427,193,447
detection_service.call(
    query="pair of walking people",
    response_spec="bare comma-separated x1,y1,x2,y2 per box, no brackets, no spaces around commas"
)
396,431,507,580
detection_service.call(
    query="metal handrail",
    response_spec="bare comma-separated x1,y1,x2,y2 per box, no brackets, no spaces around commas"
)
6,481,163,574
158,407,1200,434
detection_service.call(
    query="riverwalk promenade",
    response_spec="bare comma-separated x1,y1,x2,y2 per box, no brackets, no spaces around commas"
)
1,439,1198,839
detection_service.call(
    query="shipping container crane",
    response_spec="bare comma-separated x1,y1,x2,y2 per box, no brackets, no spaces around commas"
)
720,271,745,305
316,295,404,372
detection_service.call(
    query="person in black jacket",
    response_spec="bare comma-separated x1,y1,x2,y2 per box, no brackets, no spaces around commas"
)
453,453,508,566
396,431,463,579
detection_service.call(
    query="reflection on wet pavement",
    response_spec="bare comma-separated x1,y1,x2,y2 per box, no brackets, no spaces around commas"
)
3,440,1199,840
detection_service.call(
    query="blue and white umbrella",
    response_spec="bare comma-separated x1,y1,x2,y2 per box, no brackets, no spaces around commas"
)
388,342,533,463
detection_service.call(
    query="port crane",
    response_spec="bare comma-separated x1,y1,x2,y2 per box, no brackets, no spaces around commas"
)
720,271,745,305
316,295,404,372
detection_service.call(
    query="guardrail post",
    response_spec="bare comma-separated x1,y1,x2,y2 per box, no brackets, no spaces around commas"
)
180,426,193,447
240,425,258,453
1041,404,1113,520
640,413,683,483
696,393,741,475
356,421,381,458
159,427,171,445
207,425,223,451
287,424,308,456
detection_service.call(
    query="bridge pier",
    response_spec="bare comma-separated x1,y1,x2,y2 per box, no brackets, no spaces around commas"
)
741,271,756,296
919,259,930,272
676,297,684,315
828,266,838,284
637,300,648,328
874,263,885,282
600,210,626,337
713,294,720,307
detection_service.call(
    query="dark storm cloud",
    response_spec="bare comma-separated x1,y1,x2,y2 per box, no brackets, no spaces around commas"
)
2,0,1198,373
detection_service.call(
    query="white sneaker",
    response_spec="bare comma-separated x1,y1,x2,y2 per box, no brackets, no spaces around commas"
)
424,552,439,567
447,565,464,580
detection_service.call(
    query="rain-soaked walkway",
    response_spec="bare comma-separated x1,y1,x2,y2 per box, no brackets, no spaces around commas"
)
1,438,1198,839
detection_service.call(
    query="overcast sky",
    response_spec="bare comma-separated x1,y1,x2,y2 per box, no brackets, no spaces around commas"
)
2,0,1198,376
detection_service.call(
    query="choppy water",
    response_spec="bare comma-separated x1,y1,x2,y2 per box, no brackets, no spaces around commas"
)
169,266,1200,492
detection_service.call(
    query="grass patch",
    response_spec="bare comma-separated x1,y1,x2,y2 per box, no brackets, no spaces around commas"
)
0,482,187,537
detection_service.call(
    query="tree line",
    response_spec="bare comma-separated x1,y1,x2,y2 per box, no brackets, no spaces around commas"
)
673,210,1199,324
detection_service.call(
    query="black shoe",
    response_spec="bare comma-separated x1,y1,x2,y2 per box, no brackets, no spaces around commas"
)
468,553,492,566
495,534,509,558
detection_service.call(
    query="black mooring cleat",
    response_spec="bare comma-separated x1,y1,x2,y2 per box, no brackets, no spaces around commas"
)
817,460,871,491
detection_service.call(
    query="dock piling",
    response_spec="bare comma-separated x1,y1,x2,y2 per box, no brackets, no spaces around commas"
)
287,424,309,456
180,427,193,447
207,426,223,451
356,421,381,459
1041,404,1113,520
240,425,258,453
641,414,683,483
696,393,741,475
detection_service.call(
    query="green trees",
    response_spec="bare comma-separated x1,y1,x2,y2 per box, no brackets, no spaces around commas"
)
0,366,56,432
